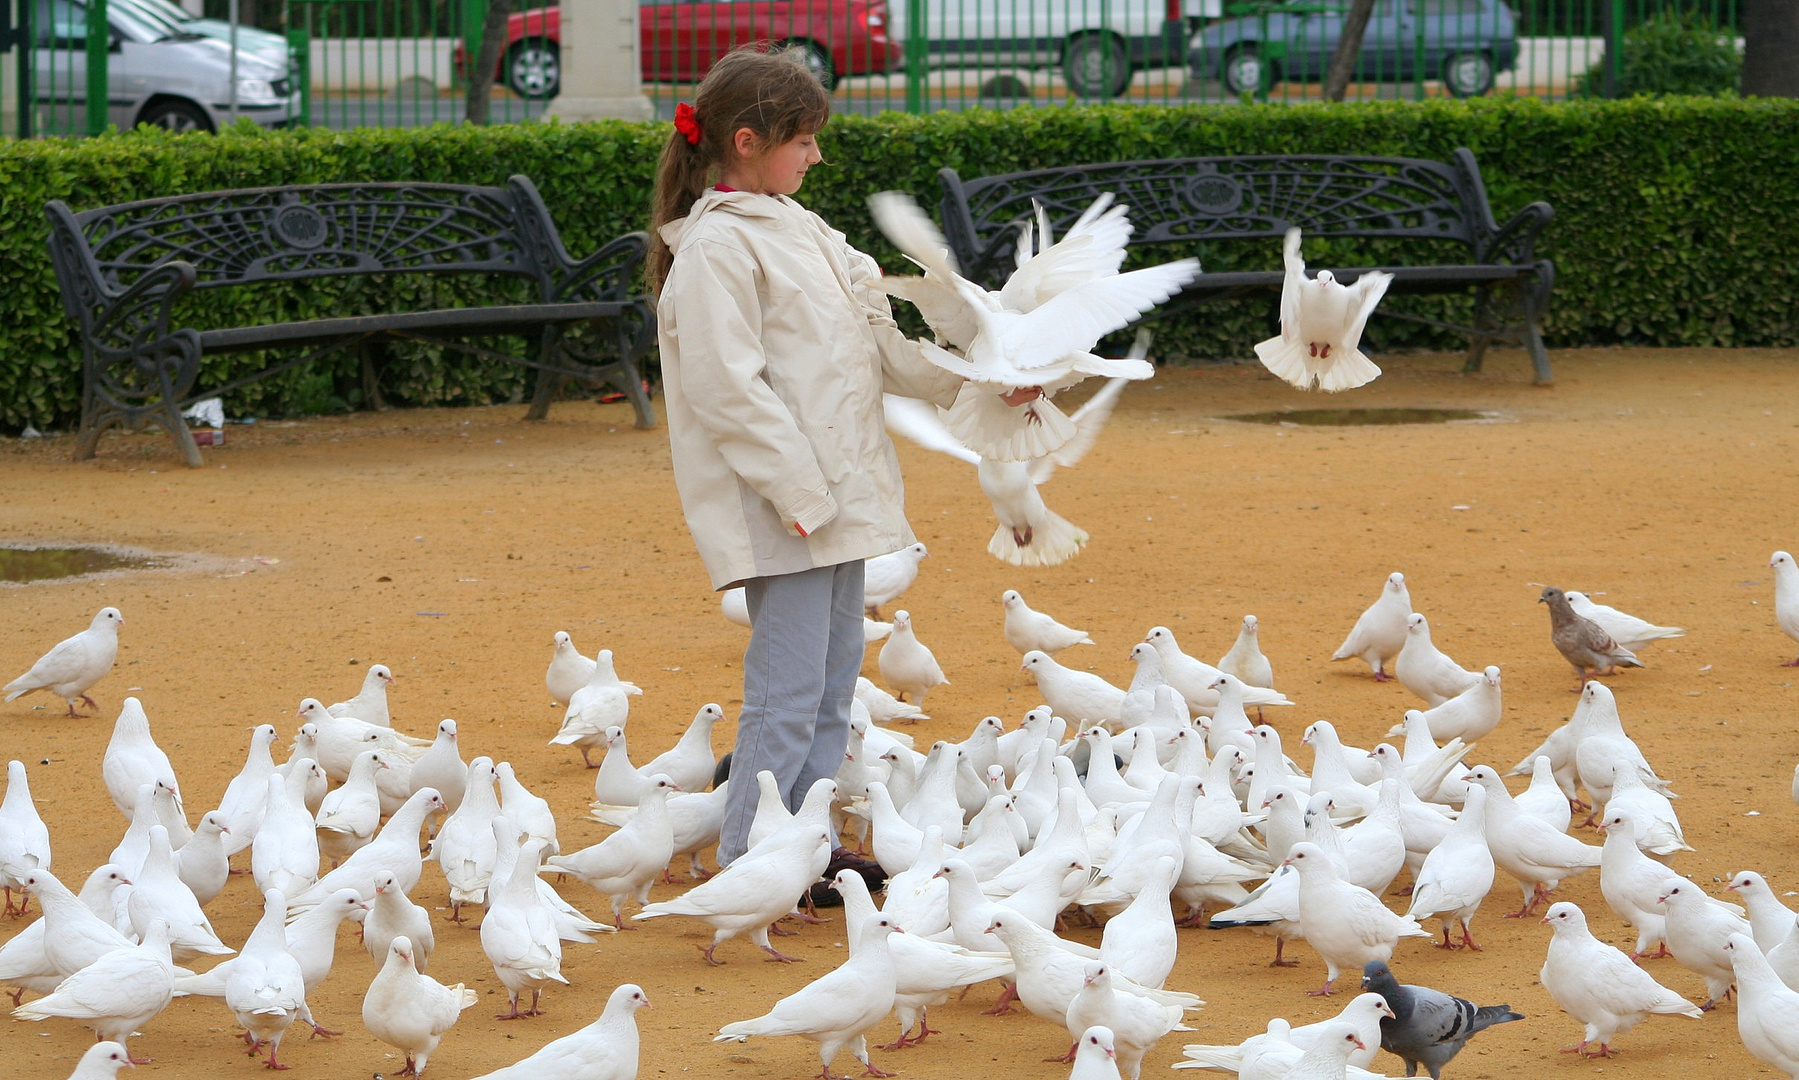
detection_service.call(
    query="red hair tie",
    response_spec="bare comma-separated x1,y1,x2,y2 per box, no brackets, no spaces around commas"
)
673,102,701,146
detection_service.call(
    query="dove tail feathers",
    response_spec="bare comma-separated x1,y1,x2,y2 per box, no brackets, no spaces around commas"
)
1253,337,1381,393
946,389,1076,463
987,512,1088,568
1469,1005,1526,1034
3,684,30,701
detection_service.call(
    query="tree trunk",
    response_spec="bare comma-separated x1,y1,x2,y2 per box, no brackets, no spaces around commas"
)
1742,0,1799,97
465,0,521,125
1322,0,1381,102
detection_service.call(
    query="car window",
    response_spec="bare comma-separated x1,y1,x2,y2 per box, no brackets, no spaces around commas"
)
126,0,201,24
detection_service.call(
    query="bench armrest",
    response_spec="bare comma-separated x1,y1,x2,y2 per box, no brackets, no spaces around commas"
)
1483,201,1555,267
90,261,199,360
556,232,652,304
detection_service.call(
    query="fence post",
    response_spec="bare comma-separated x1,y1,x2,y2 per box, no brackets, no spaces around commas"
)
14,0,33,138
904,0,924,114
1604,0,1624,97
84,0,107,135
461,0,486,89
287,29,310,127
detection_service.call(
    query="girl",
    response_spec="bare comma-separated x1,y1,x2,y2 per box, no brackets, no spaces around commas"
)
650,47,1022,868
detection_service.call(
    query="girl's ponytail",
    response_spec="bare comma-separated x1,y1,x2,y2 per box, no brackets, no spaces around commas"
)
647,45,832,294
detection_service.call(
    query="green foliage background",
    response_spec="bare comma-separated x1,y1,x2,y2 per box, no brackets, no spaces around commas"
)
3,94,1796,433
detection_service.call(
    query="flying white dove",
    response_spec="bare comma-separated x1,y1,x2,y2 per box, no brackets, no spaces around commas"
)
870,190,1192,462
466,982,648,1080
1254,228,1391,392
327,663,395,726
362,936,475,1076
4,606,123,717
1332,573,1411,681
1538,901,1702,1058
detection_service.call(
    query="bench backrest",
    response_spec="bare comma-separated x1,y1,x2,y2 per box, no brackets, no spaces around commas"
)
939,149,1494,288
59,182,543,294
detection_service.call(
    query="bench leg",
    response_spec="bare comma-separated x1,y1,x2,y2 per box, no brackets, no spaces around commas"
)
524,326,564,421
1462,285,1494,374
618,362,657,430
158,396,204,468
359,341,388,411
1522,316,1553,386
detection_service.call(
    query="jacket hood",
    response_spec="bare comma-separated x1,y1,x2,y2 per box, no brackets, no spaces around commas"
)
659,189,793,252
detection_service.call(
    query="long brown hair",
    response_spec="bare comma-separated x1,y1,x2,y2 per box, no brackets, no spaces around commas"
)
647,46,832,294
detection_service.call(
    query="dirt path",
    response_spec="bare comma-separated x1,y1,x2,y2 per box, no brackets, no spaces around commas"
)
3,346,1798,1080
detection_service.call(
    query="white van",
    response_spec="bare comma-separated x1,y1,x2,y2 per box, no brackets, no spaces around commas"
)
921,0,1221,97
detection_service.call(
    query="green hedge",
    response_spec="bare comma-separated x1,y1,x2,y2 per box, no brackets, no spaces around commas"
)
2,95,1797,433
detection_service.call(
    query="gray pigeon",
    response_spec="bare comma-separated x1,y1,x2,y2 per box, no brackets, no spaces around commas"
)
1540,587,1641,691
1360,960,1523,1080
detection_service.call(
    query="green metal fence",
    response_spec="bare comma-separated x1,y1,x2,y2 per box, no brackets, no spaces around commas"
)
4,0,1748,138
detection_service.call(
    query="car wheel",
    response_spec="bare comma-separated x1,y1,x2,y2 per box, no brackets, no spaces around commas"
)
1441,51,1494,97
1221,44,1268,96
785,40,835,90
138,98,214,133
505,40,561,99
1064,32,1131,98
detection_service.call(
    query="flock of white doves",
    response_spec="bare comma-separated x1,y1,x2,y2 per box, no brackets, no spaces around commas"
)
868,191,1392,570
5,548,1799,1080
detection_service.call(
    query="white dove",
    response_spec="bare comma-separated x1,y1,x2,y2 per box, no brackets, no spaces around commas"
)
1142,627,1291,713
1284,842,1430,996
1219,615,1275,690
287,787,443,912
1727,931,1799,1079
1597,807,1720,959
1539,901,1702,1057
1726,872,1798,954
549,650,636,768
1172,992,1391,1072
1001,589,1093,654
545,631,597,704
173,812,230,907
294,698,426,780
127,825,232,959
1332,573,1411,681
12,919,175,1064
1403,783,1495,951
637,703,724,793
466,982,648,1080
495,761,559,854
1393,614,1481,707
364,871,436,971
633,823,834,963
1659,876,1752,1010
1388,666,1502,745
870,190,1192,461
1072,1026,1125,1080
218,888,309,1070
856,676,928,726
489,818,618,943
1564,591,1684,653
0,760,53,917
327,663,395,726
59,1041,135,1080
100,697,181,820
431,757,501,920
879,610,949,705
251,768,321,899
214,724,278,855
409,719,468,816
277,725,328,814
714,916,904,1079
1021,650,1124,725
0,866,130,1001
481,839,569,1019
362,936,475,1076
1774,551,1799,666
315,749,391,863
1464,766,1598,916
1063,962,1191,1080
864,542,928,618
1254,227,1391,392
4,606,123,716
546,775,676,924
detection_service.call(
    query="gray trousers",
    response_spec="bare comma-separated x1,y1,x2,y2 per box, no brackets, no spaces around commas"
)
715,559,863,866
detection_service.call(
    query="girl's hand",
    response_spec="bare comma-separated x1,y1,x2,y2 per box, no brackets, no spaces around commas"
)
1001,386,1043,407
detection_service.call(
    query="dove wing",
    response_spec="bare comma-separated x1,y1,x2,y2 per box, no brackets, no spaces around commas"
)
21,635,92,688
877,274,985,350
1028,362,1133,485
1001,195,1133,313
996,260,1198,378
1340,270,1393,352
869,192,964,281
884,395,981,466
1278,228,1306,342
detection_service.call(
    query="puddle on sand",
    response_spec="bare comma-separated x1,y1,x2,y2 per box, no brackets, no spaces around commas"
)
1224,407,1496,426
0,546,172,583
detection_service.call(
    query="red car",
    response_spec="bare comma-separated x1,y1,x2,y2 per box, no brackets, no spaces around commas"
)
462,2,902,99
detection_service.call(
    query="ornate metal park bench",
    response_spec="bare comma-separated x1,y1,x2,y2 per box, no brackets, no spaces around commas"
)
45,176,656,467
937,148,1556,384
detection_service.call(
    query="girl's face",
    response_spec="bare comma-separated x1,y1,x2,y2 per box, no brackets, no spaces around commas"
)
724,129,823,196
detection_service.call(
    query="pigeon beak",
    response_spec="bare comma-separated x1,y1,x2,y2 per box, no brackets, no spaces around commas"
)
358,901,372,911
1726,883,1739,891
1595,822,1607,833
983,921,1000,935
219,825,231,835
1352,1036,1367,1051
1105,1047,1116,1059
1540,914,1552,924
1280,857,1294,867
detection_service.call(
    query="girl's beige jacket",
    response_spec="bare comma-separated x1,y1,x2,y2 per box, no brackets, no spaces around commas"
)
657,189,962,591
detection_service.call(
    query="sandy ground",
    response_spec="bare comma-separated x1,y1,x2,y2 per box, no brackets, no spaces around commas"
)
3,345,1799,1080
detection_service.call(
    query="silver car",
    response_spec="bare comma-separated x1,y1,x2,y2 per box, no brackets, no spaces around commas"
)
32,0,299,133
